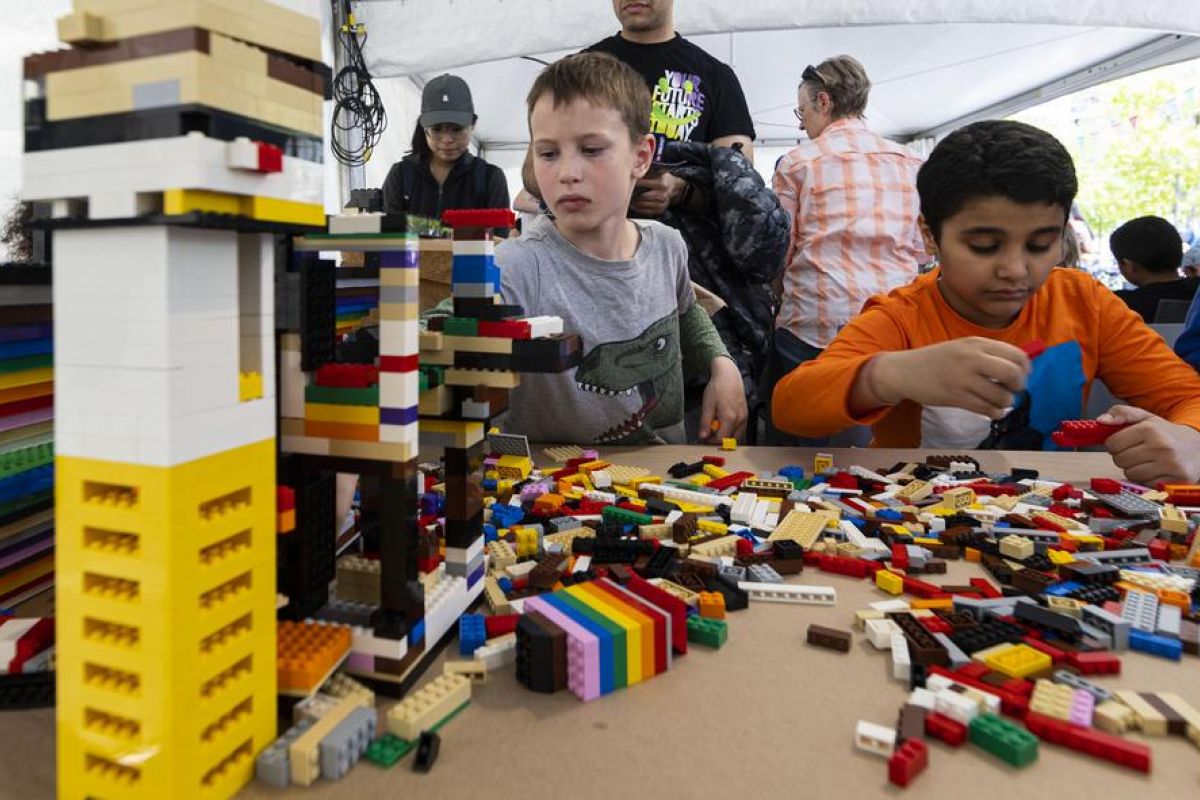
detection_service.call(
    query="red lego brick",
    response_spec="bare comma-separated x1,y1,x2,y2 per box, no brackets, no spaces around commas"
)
1090,506,1113,519
970,482,1021,496
417,556,441,574
736,538,755,557
918,616,953,635
485,614,520,638
1051,484,1081,501
828,471,858,490
625,573,688,655
256,141,283,172
441,208,516,229
969,577,1001,599
315,363,378,388
379,354,419,373
887,738,928,787
1021,339,1047,359
1051,419,1129,448
1000,677,1034,698
1065,650,1121,676
277,485,295,512
706,471,754,491
477,320,532,339
956,661,990,680
1148,539,1170,561
1089,477,1123,494
803,550,822,567
592,579,668,675
1023,712,1150,773
1022,636,1067,665
1047,503,1079,518
902,576,948,599
924,711,968,747
819,555,874,579
927,666,1028,718
701,455,726,466
891,542,909,570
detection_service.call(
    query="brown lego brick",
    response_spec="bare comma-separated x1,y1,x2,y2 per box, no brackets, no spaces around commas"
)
888,612,950,667
1012,569,1057,595
25,27,211,79
897,704,927,743
908,560,947,575
528,553,567,591
926,544,963,560
806,624,851,653
1180,620,1199,656
267,51,327,95
0,305,52,324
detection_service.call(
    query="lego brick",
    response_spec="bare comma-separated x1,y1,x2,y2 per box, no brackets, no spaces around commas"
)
1024,711,1151,773
318,706,376,781
969,713,1038,767
737,582,836,605
386,674,471,740
807,624,851,653
413,730,440,772
255,719,314,787
1114,690,1170,736
887,738,927,787
855,720,897,757
515,610,569,693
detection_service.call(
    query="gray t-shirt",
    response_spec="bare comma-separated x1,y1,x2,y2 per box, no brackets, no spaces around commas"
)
497,215,696,444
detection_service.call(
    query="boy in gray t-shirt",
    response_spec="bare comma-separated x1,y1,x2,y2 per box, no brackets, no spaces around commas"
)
497,52,745,445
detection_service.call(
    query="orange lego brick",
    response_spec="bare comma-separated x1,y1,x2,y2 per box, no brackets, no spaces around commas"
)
303,420,379,442
277,620,352,694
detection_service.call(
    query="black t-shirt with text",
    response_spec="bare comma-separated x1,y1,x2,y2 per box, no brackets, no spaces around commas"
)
587,33,756,159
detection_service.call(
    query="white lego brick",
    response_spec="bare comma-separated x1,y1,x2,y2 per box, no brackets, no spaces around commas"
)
451,240,494,256
855,721,897,758
227,137,259,170
865,618,902,649
891,634,912,682
1121,589,1160,633
731,492,758,524
642,482,732,508
473,633,517,671
591,470,612,489
1156,604,1182,638
737,582,836,605
750,499,771,528
379,371,420,407
379,320,420,359
351,627,408,660
935,688,980,726
926,674,1001,716
525,316,563,338
329,213,386,234
870,599,911,614
445,537,485,565
505,562,537,579
22,134,323,212
908,687,937,711
573,555,592,574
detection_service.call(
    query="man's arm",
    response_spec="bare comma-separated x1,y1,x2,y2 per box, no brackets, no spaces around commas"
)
710,134,754,164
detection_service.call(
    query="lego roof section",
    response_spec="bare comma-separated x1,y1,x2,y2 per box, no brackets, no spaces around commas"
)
356,0,1200,144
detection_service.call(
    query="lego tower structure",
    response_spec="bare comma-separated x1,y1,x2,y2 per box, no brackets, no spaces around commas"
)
22,2,326,797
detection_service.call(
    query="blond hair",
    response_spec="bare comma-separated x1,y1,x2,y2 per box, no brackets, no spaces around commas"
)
803,55,871,119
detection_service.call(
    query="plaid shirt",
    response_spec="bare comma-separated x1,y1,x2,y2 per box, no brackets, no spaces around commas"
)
773,118,926,349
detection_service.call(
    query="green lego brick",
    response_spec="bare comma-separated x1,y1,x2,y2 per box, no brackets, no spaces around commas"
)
0,441,54,481
687,616,728,649
304,384,381,406
443,318,478,336
0,354,52,375
602,505,653,526
365,734,415,768
969,713,1038,767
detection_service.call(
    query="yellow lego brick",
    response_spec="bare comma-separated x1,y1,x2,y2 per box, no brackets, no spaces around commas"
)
0,367,54,391
1047,548,1074,565
246,195,325,226
875,569,903,595
442,368,520,389
237,371,262,402
696,518,728,535
570,583,646,685
58,0,322,62
685,473,712,486
386,674,471,740
985,643,1052,679
613,485,640,500
768,510,829,548
495,455,532,480
721,437,737,451
813,452,833,473
56,440,276,800
702,463,729,479
1033,510,1088,532
1062,532,1103,547
303,402,379,426
161,189,324,226
911,537,941,546
415,418,485,447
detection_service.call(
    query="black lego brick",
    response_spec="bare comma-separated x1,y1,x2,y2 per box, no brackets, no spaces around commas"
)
452,298,525,320
515,611,567,694
510,335,582,373
0,671,54,710
298,253,336,371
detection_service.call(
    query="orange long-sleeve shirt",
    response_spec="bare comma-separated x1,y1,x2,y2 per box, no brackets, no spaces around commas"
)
772,267,1200,446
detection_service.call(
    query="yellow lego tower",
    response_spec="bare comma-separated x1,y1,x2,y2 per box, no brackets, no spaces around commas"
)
22,1,326,796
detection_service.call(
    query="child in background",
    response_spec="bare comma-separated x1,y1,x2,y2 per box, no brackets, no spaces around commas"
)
772,120,1200,485
496,52,746,444
1110,215,1196,323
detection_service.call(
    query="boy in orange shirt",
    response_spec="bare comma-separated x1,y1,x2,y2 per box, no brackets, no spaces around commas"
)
772,120,1200,484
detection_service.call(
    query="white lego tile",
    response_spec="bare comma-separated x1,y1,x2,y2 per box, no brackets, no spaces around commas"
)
525,316,564,338
891,634,912,681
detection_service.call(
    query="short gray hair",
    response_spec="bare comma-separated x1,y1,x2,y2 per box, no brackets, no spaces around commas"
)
803,55,871,119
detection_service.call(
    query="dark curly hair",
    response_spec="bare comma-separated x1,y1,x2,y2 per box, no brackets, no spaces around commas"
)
917,120,1077,242
1109,215,1183,273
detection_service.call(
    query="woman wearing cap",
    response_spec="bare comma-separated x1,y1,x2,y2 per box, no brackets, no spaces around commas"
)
382,74,510,230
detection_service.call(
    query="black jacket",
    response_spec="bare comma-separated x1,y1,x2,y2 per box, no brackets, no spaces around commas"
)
381,152,510,224
661,141,790,397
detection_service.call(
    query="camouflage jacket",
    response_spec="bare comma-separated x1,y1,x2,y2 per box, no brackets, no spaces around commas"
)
661,141,789,396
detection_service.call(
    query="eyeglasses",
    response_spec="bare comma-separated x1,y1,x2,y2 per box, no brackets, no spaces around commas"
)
802,65,824,84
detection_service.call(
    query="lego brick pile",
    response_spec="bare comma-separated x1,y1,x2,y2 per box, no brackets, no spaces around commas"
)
0,267,54,608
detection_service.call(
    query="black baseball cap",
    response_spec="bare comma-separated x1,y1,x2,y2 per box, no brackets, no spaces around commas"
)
420,74,474,127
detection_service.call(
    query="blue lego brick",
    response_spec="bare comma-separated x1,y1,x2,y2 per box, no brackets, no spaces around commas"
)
408,619,425,648
467,563,485,588
497,577,513,593
0,465,54,505
459,613,487,656
0,337,52,360
0,323,52,344
1128,629,1183,660
778,465,805,481
319,706,377,781
450,254,499,284
380,250,419,268
876,508,903,522
483,523,498,542
1044,581,1083,597
490,504,524,528
380,406,419,425
541,591,616,695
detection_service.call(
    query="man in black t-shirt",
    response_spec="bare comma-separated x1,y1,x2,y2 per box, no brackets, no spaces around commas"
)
587,0,756,217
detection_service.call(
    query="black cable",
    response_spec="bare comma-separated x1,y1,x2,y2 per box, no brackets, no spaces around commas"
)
330,0,387,168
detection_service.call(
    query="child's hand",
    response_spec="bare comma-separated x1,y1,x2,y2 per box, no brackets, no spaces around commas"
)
700,357,747,444
1099,405,1200,484
865,338,1031,418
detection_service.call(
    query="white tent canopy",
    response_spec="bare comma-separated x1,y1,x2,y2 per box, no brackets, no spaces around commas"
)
350,0,1200,192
